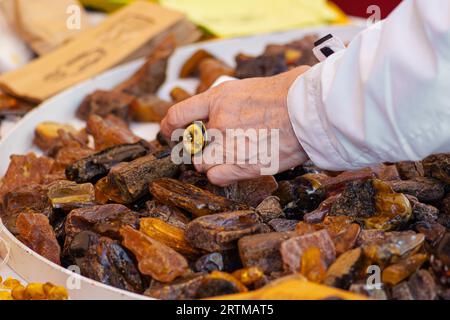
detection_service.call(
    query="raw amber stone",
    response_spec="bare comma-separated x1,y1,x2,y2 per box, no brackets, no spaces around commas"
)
256,196,284,223
11,285,27,300
232,267,264,286
24,283,47,300
16,212,61,265
34,121,86,152
197,58,234,93
382,253,428,286
195,271,248,298
332,224,361,256
170,87,192,103
179,49,214,78
295,221,320,236
121,226,189,283
195,253,224,273
43,283,69,300
140,218,200,258
0,291,13,300
323,248,364,289
131,94,173,122
300,247,327,283
48,180,96,212
422,153,450,184
150,178,247,218
3,277,21,289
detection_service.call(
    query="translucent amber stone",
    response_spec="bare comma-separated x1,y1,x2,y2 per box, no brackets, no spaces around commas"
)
0,291,13,300
11,285,27,300
300,247,327,283
207,271,248,293
232,267,264,286
140,218,200,258
24,283,47,300
43,283,69,300
3,277,21,289
382,253,428,286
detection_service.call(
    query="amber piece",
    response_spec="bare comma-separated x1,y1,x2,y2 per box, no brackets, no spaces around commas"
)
361,231,425,265
303,194,339,224
235,52,288,79
332,224,361,256
268,219,298,232
295,221,321,236
387,177,445,202
145,273,206,300
299,247,327,283
0,153,54,197
371,164,400,181
180,49,214,78
256,196,284,223
185,210,269,252
232,267,264,286
76,90,135,121
382,253,427,286
121,226,189,283
214,274,366,300
48,180,95,212
170,87,192,103
422,153,450,184
69,231,144,293
50,131,94,172
140,218,200,258
116,36,175,97
323,248,364,289
146,200,191,230
3,277,21,289
108,155,180,204
16,212,61,265
65,141,149,183
43,283,68,300
1,183,53,234
238,232,295,274
150,178,247,217
24,283,47,300
195,271,248,299
281,230,336,273
197,58,234,93
414,221,445,246
195,253,224,273
397,161,425,180
226,176,279,208
407,195,439,223
11,285,27,300
0,292,13,300
391,270,437,300
34,122,87,152
64,204,139,254
130,94,173,122
87,114,141,150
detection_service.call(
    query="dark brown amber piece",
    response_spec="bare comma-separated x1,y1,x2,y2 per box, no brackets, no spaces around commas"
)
422,153,450,184
280,229,336,273
406,195,439,223
49,131,94,172
87,114,141,150
69,231,144,293
303,194,339,224
386,177,445,202
115,36,175,97
179,49,214,78
238,232,296,274
150,178,247,217
121,226,189,283
0,153,54,197
140,218,200,258
145,273,206,300
64,204,140,254
413,221,445,246
65,141,149,183
391,270,437,300
1,183,53,234
47,180,96,212
323,248,364,289
256,196,284,223
76,90,135,121
146,200,191,230
185,210,269,252
16,212,61,265
194,271,248,298
268,219,299,232
108,155,180,204
396,161,425,180
382,253,428,286
194,253,224,273
196,58,234,93
130,94,173,122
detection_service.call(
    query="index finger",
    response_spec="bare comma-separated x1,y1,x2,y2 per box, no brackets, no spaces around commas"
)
160,91,211,137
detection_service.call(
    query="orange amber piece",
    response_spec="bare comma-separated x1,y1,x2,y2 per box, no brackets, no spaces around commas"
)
3,277,21,289
207,271,248,293
121,226,189,283
0,291,13,300
332,224,361,256
11,285,27,300
140,218,200,258
382,253,428,286
300,247,327,283
296,221,321,236
43,283,69,300
232,267,264,286
24,283,47,300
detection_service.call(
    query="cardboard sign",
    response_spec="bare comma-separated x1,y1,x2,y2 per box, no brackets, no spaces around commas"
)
0,1,195,103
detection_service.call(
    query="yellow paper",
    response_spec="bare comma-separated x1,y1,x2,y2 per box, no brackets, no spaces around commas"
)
160,0,340,37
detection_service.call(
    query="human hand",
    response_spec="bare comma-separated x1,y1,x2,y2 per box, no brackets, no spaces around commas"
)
161,66,310,186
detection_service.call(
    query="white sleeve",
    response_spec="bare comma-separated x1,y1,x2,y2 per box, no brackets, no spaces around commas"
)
287,0,450,171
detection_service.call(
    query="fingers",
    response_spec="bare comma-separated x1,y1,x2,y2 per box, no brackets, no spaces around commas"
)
160,91,211,137
206,165,258,187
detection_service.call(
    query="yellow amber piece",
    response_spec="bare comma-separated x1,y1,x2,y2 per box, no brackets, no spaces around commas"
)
232,267,264,286
285,49,302,64
140,218,200,258
3,277,21,289
24,283,47,300
0,291,13,300
208,271,248,293
382,253,428,286
11,285,27,300
46,285,69,300
300,247,327,283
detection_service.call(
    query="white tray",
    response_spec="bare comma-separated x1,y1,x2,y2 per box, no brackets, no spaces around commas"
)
0,25,362,300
